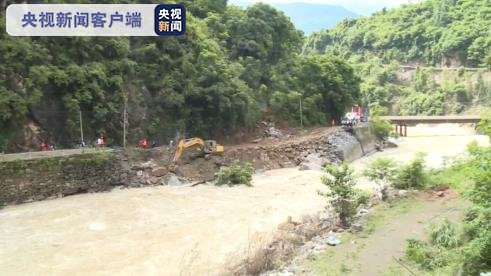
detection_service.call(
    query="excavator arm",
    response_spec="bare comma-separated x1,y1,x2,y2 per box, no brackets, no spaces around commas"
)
173,138,205,162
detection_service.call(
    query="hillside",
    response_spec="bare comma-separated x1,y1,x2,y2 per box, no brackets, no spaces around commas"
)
304,0,491,68
301,0,491,117
0,1,360,152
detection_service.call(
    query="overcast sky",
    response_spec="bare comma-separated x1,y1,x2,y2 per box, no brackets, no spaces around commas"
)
229,0,420,15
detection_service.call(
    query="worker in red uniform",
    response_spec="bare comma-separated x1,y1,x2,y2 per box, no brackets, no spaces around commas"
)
97,134,105,148
138,137,148,149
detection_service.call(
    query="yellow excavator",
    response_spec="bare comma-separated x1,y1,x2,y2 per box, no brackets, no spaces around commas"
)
173,138,224,162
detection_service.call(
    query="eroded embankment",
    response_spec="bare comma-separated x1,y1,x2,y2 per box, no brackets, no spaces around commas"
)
131,126,379,185
0,126,377,206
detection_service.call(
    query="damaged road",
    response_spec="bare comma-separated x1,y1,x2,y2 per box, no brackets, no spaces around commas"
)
127,126,378,185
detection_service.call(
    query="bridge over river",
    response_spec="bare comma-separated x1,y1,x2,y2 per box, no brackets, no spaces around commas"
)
380,115,481,136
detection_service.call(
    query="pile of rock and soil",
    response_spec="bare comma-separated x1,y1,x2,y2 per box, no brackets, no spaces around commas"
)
123,126,380,186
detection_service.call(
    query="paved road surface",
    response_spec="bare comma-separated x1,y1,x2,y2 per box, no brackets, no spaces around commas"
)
0,148,111,162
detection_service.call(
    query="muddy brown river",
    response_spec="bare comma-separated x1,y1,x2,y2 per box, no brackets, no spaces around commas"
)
0,124,488,275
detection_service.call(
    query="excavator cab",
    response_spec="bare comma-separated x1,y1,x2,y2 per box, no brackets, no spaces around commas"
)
173,138,224,162
203,140,224,154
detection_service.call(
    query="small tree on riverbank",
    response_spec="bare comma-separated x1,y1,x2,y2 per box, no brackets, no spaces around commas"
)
364,153,427,191
477,113,491,139
369,116,392,139
393,153,427,189
320,163,368,226
363,158,398,201
215,161,254,187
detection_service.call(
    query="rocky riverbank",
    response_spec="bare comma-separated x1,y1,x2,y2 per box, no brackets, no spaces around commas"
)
128,126,380,186
0,126,379,205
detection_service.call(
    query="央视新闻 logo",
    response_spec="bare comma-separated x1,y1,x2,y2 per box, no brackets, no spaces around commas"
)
154,4,186,36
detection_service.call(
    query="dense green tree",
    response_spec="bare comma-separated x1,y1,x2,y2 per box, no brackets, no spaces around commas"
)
270,55,360,124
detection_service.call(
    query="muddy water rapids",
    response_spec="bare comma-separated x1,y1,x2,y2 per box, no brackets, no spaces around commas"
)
0,124,488,275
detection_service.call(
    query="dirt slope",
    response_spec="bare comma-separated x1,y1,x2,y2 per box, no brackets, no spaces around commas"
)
302,191,466,276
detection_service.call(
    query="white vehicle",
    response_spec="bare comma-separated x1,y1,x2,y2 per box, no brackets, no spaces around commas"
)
341,112,360,129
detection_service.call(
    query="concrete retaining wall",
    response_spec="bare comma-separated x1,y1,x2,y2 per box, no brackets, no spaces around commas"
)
0,151,127,205
320,124,378,163
352,125,379,158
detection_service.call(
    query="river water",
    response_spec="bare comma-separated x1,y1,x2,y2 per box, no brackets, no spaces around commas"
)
0,124,488,275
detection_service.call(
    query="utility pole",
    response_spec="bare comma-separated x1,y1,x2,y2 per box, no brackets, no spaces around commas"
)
79,110,84,144
123,94,128,148
299,96,303,128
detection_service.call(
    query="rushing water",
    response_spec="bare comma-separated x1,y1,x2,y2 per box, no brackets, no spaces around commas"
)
0,124,488,275
352,124,489,190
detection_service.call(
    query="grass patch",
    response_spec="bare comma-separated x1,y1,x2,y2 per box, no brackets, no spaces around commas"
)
361,197,422,237
303,196,422,275
426,157,474,193
429,219,460,249
382,262,422,276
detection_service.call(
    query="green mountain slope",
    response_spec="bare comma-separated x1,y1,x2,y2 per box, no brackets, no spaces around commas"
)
0,1,360,152
304,0,491,68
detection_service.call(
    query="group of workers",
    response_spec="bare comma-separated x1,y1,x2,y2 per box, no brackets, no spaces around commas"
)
40,134,165,152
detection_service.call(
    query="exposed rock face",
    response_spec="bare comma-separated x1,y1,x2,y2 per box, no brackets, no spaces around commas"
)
5,121,44,153
161,174,185,186
151,167,168,177
264,126,284,138
299,154,329,171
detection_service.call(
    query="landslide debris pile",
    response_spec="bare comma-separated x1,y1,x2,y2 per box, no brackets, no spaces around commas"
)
224,129,358,171
126,128,369,185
